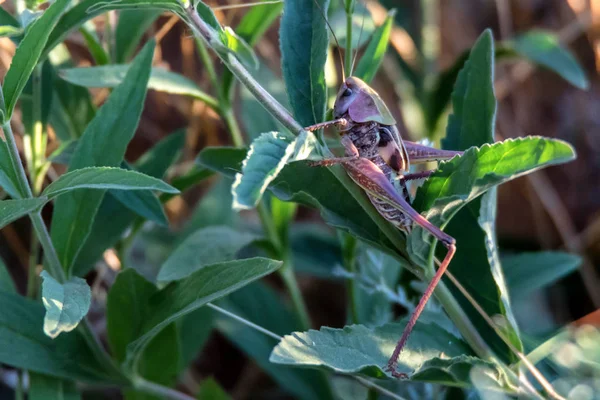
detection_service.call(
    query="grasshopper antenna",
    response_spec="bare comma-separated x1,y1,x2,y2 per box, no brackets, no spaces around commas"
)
350,5,366,76
313,0,346,81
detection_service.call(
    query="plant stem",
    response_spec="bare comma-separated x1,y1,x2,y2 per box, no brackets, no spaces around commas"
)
222,106,244,147
279,260,311,330
345,3,353,75
195,37,219,92
134,377,195,400
341,233,359,323
207,303,281,340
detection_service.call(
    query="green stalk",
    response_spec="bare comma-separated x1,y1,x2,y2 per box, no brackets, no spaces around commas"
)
134,377,195,400
344,4,353,75
341,233,359,323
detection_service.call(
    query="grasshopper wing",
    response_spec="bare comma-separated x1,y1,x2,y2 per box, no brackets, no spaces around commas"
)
378,126,410,173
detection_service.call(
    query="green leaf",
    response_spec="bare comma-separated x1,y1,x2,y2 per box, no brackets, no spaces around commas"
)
505,30,589,90
503,251,582,297
412,138,576,217
280,0,330,126
442,30,496,151
0,139,25,198
0,291,124,383
50,41,154,275
158,226,257,283
235,0,283,46
0,255,16,294
59,65,218,107
0,198,47,229
198,147,401,257
232,131,296,210
194,0,223,33
40,271,91,338
29,373,80,400
410,138,575,359
219,27,258,70
125,258,282,373
79,25,110,66
1,0,70,121
116,10,161,63
270,321,506,388
354,9,395,84
196,378,231,400
71,131,184,277
107,269,180,389
44,0,185,56
42,167,177,199
216,282,334,400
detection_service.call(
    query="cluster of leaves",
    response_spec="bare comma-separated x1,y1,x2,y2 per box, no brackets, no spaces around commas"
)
0,0,592,399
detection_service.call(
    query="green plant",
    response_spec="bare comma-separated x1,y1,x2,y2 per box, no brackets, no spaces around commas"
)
0,1,596,399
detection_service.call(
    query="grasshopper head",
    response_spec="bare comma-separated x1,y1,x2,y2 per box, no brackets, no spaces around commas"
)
333,77,396,126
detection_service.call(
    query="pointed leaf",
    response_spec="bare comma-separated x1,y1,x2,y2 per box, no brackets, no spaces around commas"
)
158,226,257,283
59,65,217,107
411,138,576,218
502,251,581,297
40,271,91,338
50,41,154,274
42,167,178,199
280,0,329,126
0,198,47,229
354,10,395,84
125,258,282,373
0,139,24,198
1,0,70,121
442,30,496,151
505,30,589,90
270,321,506,389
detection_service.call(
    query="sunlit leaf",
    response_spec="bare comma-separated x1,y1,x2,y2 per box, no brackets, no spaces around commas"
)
40,271,91,338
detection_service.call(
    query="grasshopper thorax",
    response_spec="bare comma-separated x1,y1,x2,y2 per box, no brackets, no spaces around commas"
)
333,77,397,127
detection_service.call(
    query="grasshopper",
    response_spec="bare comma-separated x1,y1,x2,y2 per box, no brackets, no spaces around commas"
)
305,78,463,379
303,3,464,377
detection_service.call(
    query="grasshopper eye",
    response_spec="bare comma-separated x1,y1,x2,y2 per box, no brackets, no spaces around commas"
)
342,88,352,97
